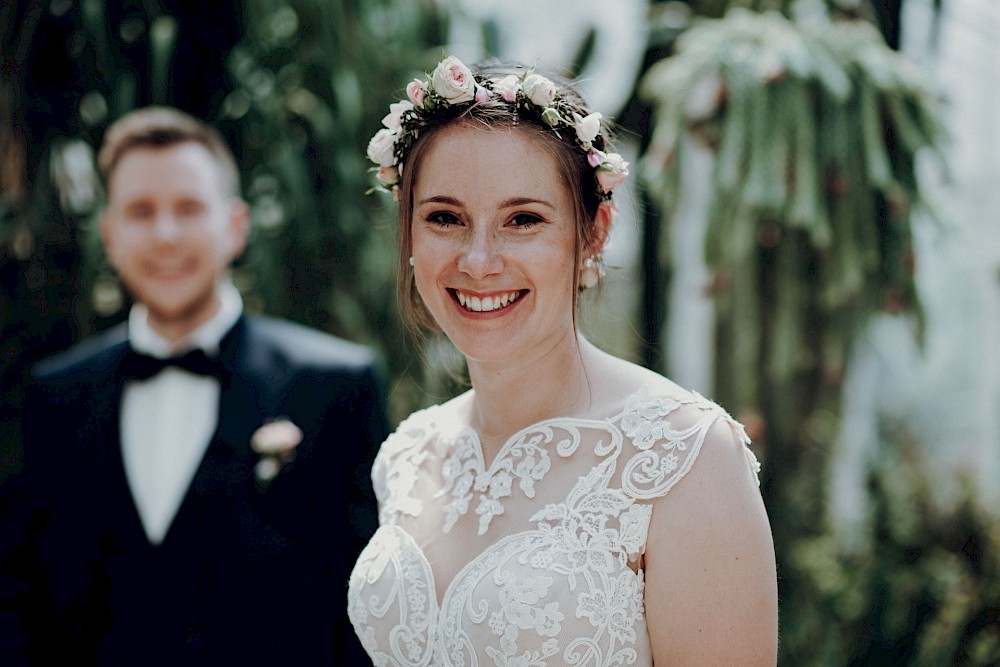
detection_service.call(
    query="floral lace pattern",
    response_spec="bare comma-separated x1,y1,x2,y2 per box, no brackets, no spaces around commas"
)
349,525,437,666
349,386,760,667
435,421,621,535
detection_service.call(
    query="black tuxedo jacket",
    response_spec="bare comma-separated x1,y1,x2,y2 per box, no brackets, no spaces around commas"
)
2,315,387,666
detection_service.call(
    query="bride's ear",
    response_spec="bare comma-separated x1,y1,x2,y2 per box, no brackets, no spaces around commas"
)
589,202,614,254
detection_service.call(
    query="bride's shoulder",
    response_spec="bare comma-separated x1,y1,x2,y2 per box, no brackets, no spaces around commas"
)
594,356,732,424
588,356,760,494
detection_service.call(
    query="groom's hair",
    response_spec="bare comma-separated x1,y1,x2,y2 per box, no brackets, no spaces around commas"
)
97,106,240,197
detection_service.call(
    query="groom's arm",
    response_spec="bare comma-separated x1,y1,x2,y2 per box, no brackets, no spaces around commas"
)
1,376,66,665
312,359,388,666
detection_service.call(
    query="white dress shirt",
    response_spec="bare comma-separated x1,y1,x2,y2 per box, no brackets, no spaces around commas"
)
120,282,242,545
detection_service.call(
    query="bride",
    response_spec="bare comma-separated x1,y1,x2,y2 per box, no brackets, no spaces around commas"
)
349,55,778,666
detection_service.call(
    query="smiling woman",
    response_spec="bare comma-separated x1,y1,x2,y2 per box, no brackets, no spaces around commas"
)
348,55,778,666
410,125,584,367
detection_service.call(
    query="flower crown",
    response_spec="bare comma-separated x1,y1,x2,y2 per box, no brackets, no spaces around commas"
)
367,55,629,201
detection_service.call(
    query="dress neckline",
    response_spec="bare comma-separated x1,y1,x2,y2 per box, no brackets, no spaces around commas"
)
428,384,663,472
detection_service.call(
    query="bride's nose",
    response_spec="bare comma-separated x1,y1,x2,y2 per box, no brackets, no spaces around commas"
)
457,228,503,279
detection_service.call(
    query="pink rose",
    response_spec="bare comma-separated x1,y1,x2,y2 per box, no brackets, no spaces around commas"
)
406,78,426,107
587,149,603,168
474,86,490,104
493,75,520,103
376,165,399,187
596,152,630,193
431,56,476,104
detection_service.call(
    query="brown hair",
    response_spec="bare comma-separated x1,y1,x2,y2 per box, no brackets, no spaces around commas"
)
97,106,240,197
394,59,614,335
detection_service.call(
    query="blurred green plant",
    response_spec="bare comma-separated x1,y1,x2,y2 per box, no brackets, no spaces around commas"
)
638,6,948,664
786,423,1000,665
220,0,450,422
641,9,942,409
0,1,452,466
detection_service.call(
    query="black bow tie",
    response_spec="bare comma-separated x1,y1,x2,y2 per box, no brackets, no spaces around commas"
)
121,348,224,381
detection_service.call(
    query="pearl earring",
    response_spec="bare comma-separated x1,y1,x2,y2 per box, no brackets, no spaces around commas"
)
409,256,415,267
579,253,604,289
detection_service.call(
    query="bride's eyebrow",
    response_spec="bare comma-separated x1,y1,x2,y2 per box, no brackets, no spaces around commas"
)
416,195,555,211
497,197,554,210
417,195,462,207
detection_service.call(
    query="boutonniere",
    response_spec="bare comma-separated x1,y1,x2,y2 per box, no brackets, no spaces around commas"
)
251,418,303,486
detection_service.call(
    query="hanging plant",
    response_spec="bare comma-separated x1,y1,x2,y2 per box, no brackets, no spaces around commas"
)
640,8,943,435
639,10,947,661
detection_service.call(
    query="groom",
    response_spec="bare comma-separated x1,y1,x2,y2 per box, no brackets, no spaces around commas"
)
3,107,385,665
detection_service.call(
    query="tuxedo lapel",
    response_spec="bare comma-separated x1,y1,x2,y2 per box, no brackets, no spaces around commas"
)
85,342,153,552
214,317,275,458
158,318,274,549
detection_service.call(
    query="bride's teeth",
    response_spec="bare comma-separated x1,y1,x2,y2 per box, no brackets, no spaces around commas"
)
455,290,521,311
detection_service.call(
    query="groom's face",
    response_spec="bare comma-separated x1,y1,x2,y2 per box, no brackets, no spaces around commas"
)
101,141,248,338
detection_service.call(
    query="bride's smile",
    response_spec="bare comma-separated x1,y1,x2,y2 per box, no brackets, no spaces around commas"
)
450,288,526,314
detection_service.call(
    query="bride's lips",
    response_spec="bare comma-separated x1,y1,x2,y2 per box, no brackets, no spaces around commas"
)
448,288,527,315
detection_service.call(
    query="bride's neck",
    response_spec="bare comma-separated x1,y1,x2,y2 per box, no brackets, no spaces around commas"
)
465,334,596,457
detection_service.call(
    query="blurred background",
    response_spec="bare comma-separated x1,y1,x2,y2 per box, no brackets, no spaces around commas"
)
1,0,997,663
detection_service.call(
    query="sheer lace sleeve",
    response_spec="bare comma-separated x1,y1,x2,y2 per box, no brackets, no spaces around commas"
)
616,387,760,502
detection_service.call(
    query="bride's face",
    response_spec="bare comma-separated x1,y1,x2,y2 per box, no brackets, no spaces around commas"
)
409,124,580,365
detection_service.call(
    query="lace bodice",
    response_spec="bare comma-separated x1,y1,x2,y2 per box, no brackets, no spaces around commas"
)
348,386,760,667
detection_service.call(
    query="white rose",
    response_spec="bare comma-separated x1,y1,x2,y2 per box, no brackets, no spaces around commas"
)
573,112,602,146
251,419,303,456
382,100,413,131
431,56,476,104
366,128,397,167
541,108,563,127
522,74,556,107
493,75,520,103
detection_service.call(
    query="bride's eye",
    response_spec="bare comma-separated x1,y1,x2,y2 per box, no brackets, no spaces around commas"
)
426,211,462,227
509,213,543,229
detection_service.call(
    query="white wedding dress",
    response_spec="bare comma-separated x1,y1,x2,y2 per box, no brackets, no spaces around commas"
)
348,385,760,667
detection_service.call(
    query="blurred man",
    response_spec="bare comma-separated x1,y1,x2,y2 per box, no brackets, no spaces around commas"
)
2,106,385,665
